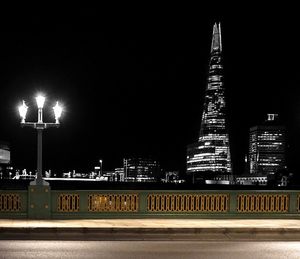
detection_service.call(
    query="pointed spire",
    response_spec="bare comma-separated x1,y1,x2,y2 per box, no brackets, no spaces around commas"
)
210,22,222,52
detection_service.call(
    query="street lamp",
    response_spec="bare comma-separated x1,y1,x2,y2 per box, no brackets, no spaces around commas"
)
18,95,63,186
99,159,103,177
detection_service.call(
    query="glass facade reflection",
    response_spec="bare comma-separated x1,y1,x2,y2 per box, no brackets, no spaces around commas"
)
249,114,286,175
187,23,232,178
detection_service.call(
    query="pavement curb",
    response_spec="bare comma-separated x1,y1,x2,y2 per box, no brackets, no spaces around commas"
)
2,227,300,241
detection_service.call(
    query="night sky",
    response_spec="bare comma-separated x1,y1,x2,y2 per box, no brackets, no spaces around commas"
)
0,6,299,176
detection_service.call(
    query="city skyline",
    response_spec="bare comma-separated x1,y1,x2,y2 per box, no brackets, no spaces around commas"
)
0,10,299,177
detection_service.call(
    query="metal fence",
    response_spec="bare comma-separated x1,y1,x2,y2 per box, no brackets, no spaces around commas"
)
147,194,229,212
0,190,27,218
1,188,300,219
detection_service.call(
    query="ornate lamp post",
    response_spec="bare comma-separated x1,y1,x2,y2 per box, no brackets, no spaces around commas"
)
18,95,63,186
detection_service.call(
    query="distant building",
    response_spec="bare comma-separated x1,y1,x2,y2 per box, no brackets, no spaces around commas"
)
101,171,117,181
0,141,11,179
186,23,232,183
123,158,160,182
94,166,101,177
162,171,185,184
237,114,288,186
0,141,10,164
235,175,268,186
163,171,179,183
249,114,286,176
114,167,125,182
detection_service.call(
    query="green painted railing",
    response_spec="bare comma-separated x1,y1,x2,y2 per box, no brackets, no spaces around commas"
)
0,190,28,218
1,188,300,219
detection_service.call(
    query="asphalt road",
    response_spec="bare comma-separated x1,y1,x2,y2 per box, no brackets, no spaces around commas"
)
0,240,300,259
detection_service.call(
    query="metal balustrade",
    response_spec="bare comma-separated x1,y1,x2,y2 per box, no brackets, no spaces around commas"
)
57,194,80,212
147,194,228,212
1,190,300,219
237,194,289,213
0,194,21,212
88,194,139,212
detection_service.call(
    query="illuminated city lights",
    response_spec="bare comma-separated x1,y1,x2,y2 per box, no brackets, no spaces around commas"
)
0,21,293,188
187,23,232,181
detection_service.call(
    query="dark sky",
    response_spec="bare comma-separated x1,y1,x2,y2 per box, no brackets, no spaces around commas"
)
0,6,299,175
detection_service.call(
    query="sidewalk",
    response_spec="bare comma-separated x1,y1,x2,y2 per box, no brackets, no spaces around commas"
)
1,219,300,240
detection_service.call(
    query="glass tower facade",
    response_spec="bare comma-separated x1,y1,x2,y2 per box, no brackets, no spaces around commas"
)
187,23,232,178
249,114,286,175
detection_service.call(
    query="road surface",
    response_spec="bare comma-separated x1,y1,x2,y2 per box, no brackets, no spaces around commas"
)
0,240,300,259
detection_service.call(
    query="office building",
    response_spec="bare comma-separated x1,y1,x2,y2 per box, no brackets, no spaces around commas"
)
187,23,232,182
123,158,160,182
249,114,286,175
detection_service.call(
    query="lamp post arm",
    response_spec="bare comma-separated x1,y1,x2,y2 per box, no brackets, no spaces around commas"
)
20,122,36,128
20,122,60,129
44,123,60,129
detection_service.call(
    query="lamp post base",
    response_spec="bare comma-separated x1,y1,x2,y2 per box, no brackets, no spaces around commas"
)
30,179,49,186
28,185,51,219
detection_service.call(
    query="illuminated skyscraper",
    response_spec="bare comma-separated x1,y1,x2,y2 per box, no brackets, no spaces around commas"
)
249,114,286,175
186,23,232,181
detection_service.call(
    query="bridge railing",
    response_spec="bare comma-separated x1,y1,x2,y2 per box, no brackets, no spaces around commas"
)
0,190,28,218
1,188,300,219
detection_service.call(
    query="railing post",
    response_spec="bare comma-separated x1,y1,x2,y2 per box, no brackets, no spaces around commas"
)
289,191,298,214
139,191,148,215
229,191,238,215
28,185,51,219
79,191,88,214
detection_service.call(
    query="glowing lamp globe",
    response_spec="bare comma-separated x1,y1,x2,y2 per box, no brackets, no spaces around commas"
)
53,101,63,122
18,100,28,122
35,95,45,109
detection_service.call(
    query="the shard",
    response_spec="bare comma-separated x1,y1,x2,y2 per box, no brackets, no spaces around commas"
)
186,23,232,181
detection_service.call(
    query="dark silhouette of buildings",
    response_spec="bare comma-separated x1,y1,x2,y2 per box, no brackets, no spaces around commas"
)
186,23,232,183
